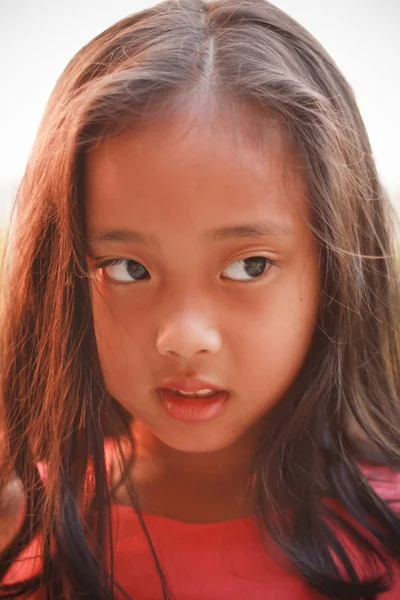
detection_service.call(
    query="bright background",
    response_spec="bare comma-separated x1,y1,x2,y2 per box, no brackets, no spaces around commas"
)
1,0,399,224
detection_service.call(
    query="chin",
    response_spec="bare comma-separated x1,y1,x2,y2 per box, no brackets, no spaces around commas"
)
150,422,240,454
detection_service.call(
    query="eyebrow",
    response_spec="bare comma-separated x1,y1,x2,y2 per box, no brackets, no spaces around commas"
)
88,220,293,246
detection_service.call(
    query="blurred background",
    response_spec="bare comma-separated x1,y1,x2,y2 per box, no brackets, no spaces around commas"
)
0,0,399,236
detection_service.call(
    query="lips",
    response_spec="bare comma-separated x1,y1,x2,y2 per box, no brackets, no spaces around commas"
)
157,389,230,422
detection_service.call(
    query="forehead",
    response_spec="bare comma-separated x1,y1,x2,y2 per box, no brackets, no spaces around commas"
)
84,107,309,233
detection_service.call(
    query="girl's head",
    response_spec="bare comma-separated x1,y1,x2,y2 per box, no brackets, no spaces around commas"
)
1,1,399,598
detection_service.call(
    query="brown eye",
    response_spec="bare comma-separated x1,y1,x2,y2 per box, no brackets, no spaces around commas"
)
222,257,272,281
98,259,150,283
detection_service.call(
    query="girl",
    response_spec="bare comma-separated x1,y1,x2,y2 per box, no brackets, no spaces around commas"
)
0,0,399,598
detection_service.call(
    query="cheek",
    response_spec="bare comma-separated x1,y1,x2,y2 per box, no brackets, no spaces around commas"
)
90,285,147,391
232,262,319,393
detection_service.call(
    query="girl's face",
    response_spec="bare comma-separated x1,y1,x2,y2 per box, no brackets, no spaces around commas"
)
86,109,319,454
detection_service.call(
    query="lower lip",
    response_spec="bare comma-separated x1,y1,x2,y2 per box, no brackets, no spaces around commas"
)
157,389,230,423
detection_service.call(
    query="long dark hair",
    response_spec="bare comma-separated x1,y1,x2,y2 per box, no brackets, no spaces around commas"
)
1,0,399,598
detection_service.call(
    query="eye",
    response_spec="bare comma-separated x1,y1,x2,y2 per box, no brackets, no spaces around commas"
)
96,258,150,283
222,256,273,282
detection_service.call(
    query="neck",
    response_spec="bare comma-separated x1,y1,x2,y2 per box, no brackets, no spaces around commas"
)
110,420,261,522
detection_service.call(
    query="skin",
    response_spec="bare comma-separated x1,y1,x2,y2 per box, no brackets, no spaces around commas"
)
85,105,320,522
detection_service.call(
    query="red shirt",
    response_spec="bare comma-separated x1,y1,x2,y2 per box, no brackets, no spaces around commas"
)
3,440,400,599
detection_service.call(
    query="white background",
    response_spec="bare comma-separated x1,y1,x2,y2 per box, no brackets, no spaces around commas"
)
0,0,399,222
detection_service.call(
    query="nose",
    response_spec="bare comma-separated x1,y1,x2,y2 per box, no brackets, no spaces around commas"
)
156,313,222,359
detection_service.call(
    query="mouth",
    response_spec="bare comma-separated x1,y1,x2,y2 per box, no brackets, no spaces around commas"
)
163,388,220,398
156,388,230,423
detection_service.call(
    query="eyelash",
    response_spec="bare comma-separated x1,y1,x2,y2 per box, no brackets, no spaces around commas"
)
93,255,276,284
